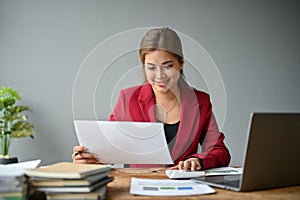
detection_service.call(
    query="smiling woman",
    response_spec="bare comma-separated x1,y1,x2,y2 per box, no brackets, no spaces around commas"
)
72,27,231,171
144,50,182,124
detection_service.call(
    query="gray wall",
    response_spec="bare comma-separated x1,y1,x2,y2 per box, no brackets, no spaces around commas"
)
1,0,299,166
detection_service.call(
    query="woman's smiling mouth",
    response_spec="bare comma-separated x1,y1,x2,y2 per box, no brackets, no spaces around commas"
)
155,80,169,87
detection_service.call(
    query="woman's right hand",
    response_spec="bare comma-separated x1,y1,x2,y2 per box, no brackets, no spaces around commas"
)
72,146,101,164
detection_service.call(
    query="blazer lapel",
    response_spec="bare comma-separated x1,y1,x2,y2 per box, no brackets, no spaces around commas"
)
137,83,157,122
171,86,200,161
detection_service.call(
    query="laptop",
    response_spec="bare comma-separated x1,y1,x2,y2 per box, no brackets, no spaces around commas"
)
192,113,300,191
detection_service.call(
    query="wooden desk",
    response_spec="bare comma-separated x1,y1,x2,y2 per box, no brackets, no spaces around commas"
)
107,168,300,200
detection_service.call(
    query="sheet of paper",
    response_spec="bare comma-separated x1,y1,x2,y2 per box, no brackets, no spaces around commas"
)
74,120,174,164
0,159,41,176
129,177,215,196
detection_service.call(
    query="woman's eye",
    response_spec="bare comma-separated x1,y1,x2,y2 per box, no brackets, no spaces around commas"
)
146,65,155,70
164,65,173,69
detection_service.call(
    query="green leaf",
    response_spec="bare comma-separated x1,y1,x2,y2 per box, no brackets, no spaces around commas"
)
3,114,28,122
0,87,21,100
10,121,34,138
3,97,15,107
10,129,34,138
0,101,3,110
6,106,30,114
11,121,33,130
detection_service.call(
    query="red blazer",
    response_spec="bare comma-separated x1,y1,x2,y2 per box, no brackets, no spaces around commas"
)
109,83,231,170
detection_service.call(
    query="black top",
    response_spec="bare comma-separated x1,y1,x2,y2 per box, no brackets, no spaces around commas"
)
163,121,180,144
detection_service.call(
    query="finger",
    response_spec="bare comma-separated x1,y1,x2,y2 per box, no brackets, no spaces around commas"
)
177,161,184,170
192,158,201,171
196,160,201,171
76,152,98,160
73,159,89,164
72,152,94,162
73,146,88,152
183,160,191,171
170,165,179,170
190,160,197,171
73,146,82,152
191,160,201,171
84,158,100,164
72,153,101,163
73,158,99,164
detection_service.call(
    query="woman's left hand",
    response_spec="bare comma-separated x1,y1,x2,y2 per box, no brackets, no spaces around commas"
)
170,157,201,171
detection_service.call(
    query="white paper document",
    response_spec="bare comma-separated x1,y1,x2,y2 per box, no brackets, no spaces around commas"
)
74,120,174,164
129,177,215,196
0,159,41,176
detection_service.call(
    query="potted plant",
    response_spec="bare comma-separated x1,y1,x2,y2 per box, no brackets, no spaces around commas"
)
0,86,34,164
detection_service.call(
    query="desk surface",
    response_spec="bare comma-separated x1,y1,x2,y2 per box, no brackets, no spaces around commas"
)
107,168,300,200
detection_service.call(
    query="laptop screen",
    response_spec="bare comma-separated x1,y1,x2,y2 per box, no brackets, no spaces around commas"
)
193,113,300,192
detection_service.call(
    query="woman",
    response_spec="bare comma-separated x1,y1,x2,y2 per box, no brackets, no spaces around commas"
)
73,27,231,171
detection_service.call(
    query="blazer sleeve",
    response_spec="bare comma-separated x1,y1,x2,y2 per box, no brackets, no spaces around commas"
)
109,90,126,121
189,97,231,170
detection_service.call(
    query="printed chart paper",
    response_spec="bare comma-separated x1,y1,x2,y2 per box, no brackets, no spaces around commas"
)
130,178,215,196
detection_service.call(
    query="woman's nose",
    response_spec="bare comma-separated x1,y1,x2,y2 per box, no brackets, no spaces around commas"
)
156,67,166,78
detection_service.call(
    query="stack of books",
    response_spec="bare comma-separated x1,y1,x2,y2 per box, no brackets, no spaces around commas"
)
25,162,113,200
0,175,28,200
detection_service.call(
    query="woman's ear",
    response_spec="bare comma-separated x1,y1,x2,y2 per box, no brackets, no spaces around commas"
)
179,58,184,64
179,58,184,68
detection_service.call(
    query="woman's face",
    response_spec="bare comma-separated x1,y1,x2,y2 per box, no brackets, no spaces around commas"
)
144,50,183,94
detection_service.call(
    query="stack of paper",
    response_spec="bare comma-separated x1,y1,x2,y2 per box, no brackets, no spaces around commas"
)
0,159,41,200
25,162,113,200
0,175,28,200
